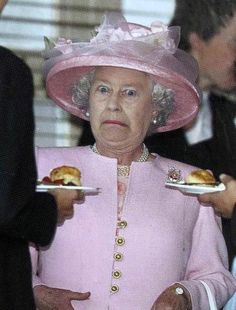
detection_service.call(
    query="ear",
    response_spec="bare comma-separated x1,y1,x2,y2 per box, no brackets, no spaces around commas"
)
151,109,159,125
152,109,158,118
188,32,204,52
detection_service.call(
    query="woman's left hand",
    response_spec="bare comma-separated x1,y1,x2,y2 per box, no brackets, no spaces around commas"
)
151,284,192,310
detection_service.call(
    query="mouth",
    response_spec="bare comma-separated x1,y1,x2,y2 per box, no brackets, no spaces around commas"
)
103,120,127,127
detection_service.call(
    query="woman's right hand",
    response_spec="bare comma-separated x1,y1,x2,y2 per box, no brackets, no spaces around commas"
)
151,284,191,310
34,285,90,310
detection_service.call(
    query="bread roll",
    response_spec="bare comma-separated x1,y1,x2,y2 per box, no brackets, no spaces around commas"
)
50,165,81,186
186,169,215,184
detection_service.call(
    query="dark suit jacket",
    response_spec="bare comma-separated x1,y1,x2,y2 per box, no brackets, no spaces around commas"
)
0,46,57,309
231,206,236,247
145,93,236,267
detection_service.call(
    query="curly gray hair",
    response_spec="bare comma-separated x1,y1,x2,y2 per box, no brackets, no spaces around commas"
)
71,69,174,131
71,70,95,116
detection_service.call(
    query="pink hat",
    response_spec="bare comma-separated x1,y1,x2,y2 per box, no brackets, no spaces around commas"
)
43,13,200,132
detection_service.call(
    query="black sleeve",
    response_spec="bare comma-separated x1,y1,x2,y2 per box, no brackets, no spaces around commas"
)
0,47,57,245
0,192,57,246
144,129,214,171
231,205,236,248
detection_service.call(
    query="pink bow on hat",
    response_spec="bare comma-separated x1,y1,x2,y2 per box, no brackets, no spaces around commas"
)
51,13,179,56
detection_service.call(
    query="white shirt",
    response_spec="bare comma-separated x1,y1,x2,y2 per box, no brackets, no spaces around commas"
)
185,91,213,145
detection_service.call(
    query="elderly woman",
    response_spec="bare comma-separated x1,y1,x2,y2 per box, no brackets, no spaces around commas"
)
30,13,236,309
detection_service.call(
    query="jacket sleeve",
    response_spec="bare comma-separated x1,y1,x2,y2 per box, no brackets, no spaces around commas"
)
231,205,236,248
0,47,57,245
179,205,236,309
1,192,57,246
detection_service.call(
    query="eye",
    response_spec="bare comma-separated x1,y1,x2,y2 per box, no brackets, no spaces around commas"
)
98,85,109,94
124,89,137,97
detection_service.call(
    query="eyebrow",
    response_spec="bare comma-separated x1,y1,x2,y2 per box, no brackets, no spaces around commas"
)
92,79,110,85
93,79,146,88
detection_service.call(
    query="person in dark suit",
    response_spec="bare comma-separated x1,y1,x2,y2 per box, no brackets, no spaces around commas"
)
0,41,57,310
199,174,236,309
199,174,236,243
0,1,82,308
144,0,236,267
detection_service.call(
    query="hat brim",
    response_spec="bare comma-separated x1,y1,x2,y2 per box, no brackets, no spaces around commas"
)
46,55,199,132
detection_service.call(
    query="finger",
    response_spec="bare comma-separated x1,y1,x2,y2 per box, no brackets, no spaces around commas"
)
68,291,91,300
214,209,222,217
198,190,222,204
63,209,74,218
198,193,213,204
219,174,234,184
67,191,84,205
77,190,85,201
65,189,80,200
57,208,74,224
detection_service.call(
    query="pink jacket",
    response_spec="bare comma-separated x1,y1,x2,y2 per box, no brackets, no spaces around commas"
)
31,146,236,309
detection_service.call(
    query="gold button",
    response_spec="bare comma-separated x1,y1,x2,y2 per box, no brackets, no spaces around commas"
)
111,284,119,293
112,269,122,279
114,252,123,261
117,220,128,229
116,236,125,246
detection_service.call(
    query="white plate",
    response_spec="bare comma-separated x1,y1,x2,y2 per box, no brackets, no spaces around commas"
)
165,182,226,194
36,184,100,193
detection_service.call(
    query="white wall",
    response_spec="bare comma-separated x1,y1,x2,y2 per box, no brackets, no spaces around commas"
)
123,0,175,25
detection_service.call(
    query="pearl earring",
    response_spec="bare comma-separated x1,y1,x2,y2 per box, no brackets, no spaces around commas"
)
85,111,90,118
152,116,157,125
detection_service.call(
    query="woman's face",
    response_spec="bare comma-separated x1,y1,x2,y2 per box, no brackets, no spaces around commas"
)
89,66,154,150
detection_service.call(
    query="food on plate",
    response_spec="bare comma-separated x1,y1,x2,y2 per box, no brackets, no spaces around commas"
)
50,166,81,185
186,169,216,184
40,165,81,186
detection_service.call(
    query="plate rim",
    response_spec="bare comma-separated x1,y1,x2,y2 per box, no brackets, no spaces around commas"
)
165,181,225,194
36,184,100,192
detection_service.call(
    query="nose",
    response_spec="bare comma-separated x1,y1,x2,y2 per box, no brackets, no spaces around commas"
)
106,92,121,111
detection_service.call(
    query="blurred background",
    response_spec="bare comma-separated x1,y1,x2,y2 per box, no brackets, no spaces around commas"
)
0,0,175,146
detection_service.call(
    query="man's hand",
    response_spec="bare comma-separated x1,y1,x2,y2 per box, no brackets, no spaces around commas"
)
198,174,236,218
50,189,84,224
34,285,90,310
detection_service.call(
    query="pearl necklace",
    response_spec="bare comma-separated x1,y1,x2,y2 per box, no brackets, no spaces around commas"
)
91,143,149,177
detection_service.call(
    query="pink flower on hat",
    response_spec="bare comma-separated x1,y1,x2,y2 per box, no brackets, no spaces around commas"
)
150,22,176,52
91,26,133,44
54,38,73,54
90,19,177,54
